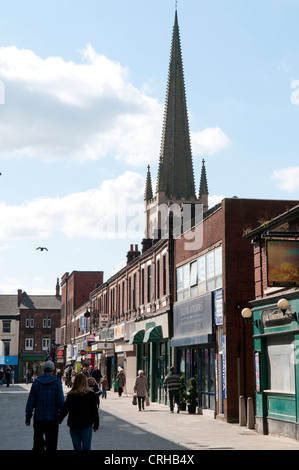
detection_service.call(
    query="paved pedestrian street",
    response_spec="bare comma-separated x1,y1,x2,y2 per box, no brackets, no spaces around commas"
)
1,383,299,456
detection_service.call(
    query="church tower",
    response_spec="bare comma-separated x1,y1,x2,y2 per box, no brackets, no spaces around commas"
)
144,8,209,242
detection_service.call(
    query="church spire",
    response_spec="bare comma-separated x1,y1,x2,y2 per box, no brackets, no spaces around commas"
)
156,10,196,201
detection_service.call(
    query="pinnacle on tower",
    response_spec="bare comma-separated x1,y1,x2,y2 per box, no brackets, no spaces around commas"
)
144,165,153,202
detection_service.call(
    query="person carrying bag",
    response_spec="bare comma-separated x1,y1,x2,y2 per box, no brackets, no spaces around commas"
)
133,370,148,411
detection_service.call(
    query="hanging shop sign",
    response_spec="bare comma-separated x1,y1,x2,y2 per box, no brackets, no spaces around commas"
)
267,240,299,287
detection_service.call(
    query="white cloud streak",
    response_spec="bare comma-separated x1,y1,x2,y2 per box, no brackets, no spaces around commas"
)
0,171,145,242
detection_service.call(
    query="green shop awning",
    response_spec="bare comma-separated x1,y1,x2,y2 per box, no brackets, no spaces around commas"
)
129,329,145,344
143,325,162,343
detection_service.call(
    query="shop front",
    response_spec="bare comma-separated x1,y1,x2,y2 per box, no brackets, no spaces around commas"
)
171,292,216,412
19,353,46,382
251,293,299,439
129,313,170,403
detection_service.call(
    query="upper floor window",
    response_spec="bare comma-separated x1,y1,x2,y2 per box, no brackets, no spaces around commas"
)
42,338,51,351
43,317,51,328
176,246,222,302
26,317,34,328
25,337,34,350
2,320,11,333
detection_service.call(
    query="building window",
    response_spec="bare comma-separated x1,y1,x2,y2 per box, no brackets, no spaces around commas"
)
156,259,160,299
43,317,51,328
176,246,222,301
2,340,10,356
2,320,11,333
25,338,34,350
163,254,167,296
42,338,51,351
141,267,145,305
147,264,151,303
26,317,34,328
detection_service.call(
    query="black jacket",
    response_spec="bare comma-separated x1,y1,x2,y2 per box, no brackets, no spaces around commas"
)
59,391,99,430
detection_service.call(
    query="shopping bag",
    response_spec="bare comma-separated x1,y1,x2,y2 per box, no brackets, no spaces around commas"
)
146,395,150,406
113,379,119,388
132,395,137,405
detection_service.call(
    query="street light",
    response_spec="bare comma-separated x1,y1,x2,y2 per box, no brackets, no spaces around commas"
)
277,298,298,321
277,298,290,314
241,308,259,327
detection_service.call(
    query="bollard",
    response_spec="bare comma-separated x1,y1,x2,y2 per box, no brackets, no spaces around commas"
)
239,395,246,426
247,397,255,429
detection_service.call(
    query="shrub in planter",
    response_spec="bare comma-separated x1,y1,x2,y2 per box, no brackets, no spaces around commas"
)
187,377,198,414
179,375,187,411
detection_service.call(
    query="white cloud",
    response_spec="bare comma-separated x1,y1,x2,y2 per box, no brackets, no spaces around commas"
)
0,44,162,165
0,171,145,242
191,127,231,156
0,45,229,166
271,166,299,192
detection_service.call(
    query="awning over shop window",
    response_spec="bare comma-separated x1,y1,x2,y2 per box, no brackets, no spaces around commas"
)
129,329,145,344
143,325,162,343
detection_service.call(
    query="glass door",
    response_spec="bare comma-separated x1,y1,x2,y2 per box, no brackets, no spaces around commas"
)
199,348,215,410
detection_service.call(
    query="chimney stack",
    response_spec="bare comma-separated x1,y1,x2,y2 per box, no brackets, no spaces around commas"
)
17,289,22,307
126,244,141,264
56,278,60,298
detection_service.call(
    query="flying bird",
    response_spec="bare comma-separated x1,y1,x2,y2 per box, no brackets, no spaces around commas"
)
36,247,48,251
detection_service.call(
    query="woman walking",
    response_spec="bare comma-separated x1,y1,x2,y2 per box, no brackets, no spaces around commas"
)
58,373,99,450
133,370,148,411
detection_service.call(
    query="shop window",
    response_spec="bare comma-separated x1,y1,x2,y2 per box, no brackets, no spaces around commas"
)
267,334,295,393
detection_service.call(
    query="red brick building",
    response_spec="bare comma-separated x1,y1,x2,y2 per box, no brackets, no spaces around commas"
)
172,198,299,422
60,270,103,364
18,282,61,382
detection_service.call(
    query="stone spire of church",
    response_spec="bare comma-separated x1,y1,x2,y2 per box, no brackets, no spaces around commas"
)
143,9,209,244
155,10,196,203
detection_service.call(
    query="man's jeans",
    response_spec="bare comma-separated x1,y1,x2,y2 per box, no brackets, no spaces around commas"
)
70,426,93,450
169,390,180,412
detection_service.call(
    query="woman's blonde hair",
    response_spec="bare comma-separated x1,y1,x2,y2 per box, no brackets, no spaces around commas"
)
69,372,89,394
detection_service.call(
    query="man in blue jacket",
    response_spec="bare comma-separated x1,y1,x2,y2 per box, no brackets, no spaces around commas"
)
25,360,65,450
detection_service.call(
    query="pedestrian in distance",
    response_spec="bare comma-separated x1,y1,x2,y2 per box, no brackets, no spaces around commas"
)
5,367,11,387
163,365,181,413
58,373,99,451
88,376,102,408
91,366,102,384
116,367,126,397
101,375,109,399
25,360,65,451
133,370,148,411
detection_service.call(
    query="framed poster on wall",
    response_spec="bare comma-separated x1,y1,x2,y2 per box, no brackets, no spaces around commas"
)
266,239,299,287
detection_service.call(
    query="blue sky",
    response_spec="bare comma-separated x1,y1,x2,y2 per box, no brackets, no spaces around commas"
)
0,0,299,295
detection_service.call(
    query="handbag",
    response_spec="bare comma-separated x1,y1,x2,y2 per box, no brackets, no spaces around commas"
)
146,395,150,406
132,395,137,405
